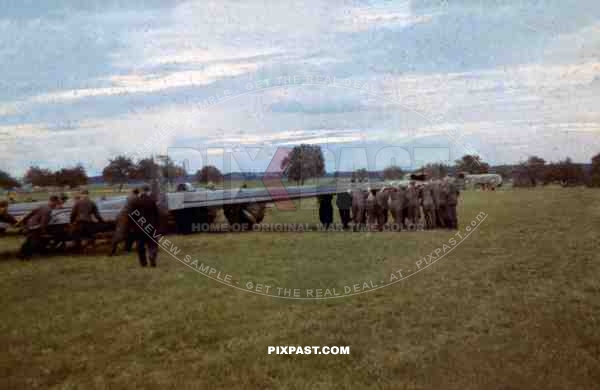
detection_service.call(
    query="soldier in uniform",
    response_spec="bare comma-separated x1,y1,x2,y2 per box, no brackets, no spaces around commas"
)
390,186,406,230
0,200,17,225
366,189,382,230
351,189,368,230
405,181,420,227
318,194,334,228
0,200,17,234
18,195,59,259
446,179,460,230
433,181,447,229
109,188,139,256
129,187,160,267
70,189,105,250
335,190,352,229
376,188,391,227
420,183,436,230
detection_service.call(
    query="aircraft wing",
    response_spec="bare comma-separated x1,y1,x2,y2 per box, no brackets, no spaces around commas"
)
6,182,387,226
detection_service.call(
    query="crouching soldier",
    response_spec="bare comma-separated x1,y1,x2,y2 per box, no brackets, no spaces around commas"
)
129,187,159,267
0,200,17,233
18,196,59,259
71,189,105,250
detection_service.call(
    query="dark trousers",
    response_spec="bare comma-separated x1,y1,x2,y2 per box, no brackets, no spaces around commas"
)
338,209,351,228
394,208,406,229
437,205,447,228
19,230,46,259
110,232,135,256
447,205,458,229
137,235,158,267
72,222,97,249
319,205,333,227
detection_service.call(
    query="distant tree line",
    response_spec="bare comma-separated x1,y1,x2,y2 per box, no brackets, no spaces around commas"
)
22,165,88,189
3,149,600,191
102,155,187,191
510,156,591,187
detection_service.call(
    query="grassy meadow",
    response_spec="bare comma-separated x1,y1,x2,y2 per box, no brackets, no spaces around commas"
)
1,187,600,389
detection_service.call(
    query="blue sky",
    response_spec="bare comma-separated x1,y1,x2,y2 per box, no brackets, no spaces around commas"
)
1,0,600,175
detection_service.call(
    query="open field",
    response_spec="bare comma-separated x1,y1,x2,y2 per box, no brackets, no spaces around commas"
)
1,188,600,389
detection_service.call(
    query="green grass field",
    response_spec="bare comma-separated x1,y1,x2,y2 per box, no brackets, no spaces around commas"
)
1,188,600,389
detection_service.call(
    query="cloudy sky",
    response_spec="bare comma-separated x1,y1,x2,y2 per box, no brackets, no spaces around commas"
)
1,0,600,176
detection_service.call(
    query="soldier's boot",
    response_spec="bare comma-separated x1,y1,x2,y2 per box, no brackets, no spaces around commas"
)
148,241,158,267
138,241,147,267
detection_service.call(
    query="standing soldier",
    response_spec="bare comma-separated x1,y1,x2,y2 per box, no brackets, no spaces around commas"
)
390,186,406,230
351,190,367,230
318,194,334,229
366,189,380,230
18,195,59,259
421,183,436,230
433,180,447,229
130,186,159,267
109,188,139,256
336,190,352,229
446,179,460,229
406,181,420,227
70,189,105,250
376,188,391,227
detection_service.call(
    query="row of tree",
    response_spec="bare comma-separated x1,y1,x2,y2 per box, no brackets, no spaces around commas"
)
511,156,592,187
17,165,88,189
2,149,600,190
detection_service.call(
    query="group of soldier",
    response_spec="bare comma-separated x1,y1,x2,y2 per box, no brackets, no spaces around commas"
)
319,178,460,231
110,186,162,267
1,187,161,267
1,178,461,265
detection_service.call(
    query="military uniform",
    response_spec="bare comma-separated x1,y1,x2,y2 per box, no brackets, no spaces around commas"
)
376,190,390,226
446,182,460,229
0,201,17,227
433,182,447,229
129,193,160,267
335,192,352,229
71,196,105,249
110,192,138,256
366,190,380,229
406,184,420,226
420,184,436,230
318,194,334,228
352,190,367,229
19,203,54,259
390,187,406,229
